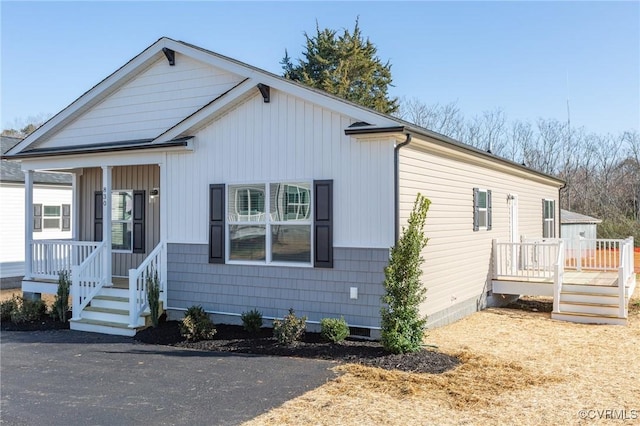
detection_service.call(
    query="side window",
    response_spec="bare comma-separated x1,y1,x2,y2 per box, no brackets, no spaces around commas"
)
473,188,492,231
543,199,556,238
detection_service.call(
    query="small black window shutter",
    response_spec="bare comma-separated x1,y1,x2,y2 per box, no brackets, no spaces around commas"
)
94,191,103,241
209,184,225,264
61,204,71,231
132,191,146,253
33,204,42,232
472,188,479,232
487,190,492,230
314,180,333,268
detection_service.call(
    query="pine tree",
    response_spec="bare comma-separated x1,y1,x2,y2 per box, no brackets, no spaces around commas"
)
380,194,431,354
281,19,398,115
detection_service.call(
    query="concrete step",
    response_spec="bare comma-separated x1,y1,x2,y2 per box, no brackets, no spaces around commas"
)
91,295,129,311
70,318,138,336
558,301,622,316
551,311,627,325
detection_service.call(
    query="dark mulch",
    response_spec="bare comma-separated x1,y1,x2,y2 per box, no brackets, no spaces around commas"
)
1,313,71,331
506,296,553,313
135,320,459,374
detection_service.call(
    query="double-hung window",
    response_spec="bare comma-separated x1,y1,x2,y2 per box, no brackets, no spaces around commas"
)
227,182,312,264
473,188,492,231
42,205,62,230
543,199,556,238
112,190,133,252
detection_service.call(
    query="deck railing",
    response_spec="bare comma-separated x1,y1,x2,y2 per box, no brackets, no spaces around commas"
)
553,240,565,313
493,240,561,281
563,238,624,272
71,241,108,320
619,237,636,318
30,240,101,280
128,242,166,328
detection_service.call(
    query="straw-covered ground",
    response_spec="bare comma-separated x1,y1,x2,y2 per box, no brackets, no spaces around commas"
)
244,287,640,426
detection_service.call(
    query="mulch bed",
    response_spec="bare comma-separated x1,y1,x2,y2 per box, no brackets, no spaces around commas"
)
1,313,71,331
135,320,460,374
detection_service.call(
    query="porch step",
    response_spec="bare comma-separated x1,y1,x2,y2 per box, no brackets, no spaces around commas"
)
92,295,129,311
558,301,621,316
99,286,129,298
83,306,144,326
561,283,619,295
551,311,627,325
70,318,138,337
560,291,620,305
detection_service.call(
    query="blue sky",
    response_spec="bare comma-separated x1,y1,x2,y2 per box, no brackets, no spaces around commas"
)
1,1,638,135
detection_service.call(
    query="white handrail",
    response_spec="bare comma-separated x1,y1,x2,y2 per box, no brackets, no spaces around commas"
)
71,241,108,320
128,242,166,328
493,240,560,281
30,240,101,280
563,238,623,272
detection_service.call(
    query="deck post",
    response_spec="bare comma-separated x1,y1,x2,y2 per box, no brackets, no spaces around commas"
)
575,236,582,272
24,170,34,280
492,239,498,278
102,166,112,286
619,264,626,318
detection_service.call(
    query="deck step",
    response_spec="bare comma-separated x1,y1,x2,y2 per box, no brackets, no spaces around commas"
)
551,311,627,325
561,284,619,295
91,295,129,310
70,318,138,336
558,302,621,316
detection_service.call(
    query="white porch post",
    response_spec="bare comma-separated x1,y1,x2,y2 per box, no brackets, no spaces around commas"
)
159,156,168,305
102,166,112,286
24,170,34,280
71,172,79,241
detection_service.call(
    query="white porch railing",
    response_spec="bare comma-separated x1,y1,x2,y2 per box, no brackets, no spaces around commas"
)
563,238,624,272
30,240,101,280
128,242,166,328
71,241,108,320
553,240,565,313
493,239,561,281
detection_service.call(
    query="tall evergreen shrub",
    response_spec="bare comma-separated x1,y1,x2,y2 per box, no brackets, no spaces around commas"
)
381,194,431,354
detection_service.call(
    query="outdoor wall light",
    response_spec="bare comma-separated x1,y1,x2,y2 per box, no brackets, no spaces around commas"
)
150,188,159,202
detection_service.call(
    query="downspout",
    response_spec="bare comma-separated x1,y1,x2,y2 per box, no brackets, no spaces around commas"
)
394,133,412,243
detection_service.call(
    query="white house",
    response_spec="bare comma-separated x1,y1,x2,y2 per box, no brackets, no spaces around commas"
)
5,38,634,335
0,136,72,287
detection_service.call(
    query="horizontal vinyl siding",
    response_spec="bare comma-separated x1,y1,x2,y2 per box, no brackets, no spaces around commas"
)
0,184,72,272
165,89,395,248
43,54,244,148
398,141,561,319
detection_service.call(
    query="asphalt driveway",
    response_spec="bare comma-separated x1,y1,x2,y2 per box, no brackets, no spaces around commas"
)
0,330,338,425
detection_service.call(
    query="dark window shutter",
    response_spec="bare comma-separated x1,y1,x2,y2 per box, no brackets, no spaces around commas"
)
472,188,479,232
132,191,145,253
314,180,333,268
33,204,42,232
487,190,492,231
94,191,103,241
61,204,71,231
209,184,225,264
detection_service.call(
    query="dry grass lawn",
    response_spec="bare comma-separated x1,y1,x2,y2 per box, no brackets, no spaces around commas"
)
245,286,640,426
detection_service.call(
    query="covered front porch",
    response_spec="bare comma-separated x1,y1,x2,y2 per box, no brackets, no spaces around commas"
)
21,161,169,336
492,237,636,324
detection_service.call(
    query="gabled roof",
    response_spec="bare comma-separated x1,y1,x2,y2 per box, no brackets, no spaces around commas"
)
3,37,564,186
1,136,71,185
561,209,602,224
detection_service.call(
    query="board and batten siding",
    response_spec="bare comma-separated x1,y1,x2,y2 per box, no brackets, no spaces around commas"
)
78,165,160,276
41,53,245,149
165,90,396,249
398,139,561,325
0,183,72,278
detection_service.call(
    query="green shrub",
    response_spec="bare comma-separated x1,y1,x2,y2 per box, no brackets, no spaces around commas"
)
10,297,47,324
180,305,216,341
381,193,430,354
320,317,349,343
273,308,307,345
52,270,71,322
146,271,161,327
1,297,18,322
241,308,263,334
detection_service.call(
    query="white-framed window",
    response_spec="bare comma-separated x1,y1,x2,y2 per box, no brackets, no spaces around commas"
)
543,199,556,238
227,182,312,264
473,188,492,231
112,190,133,252
42,205,62,230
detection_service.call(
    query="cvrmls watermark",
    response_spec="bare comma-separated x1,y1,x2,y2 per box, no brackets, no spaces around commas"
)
578,409,639,420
